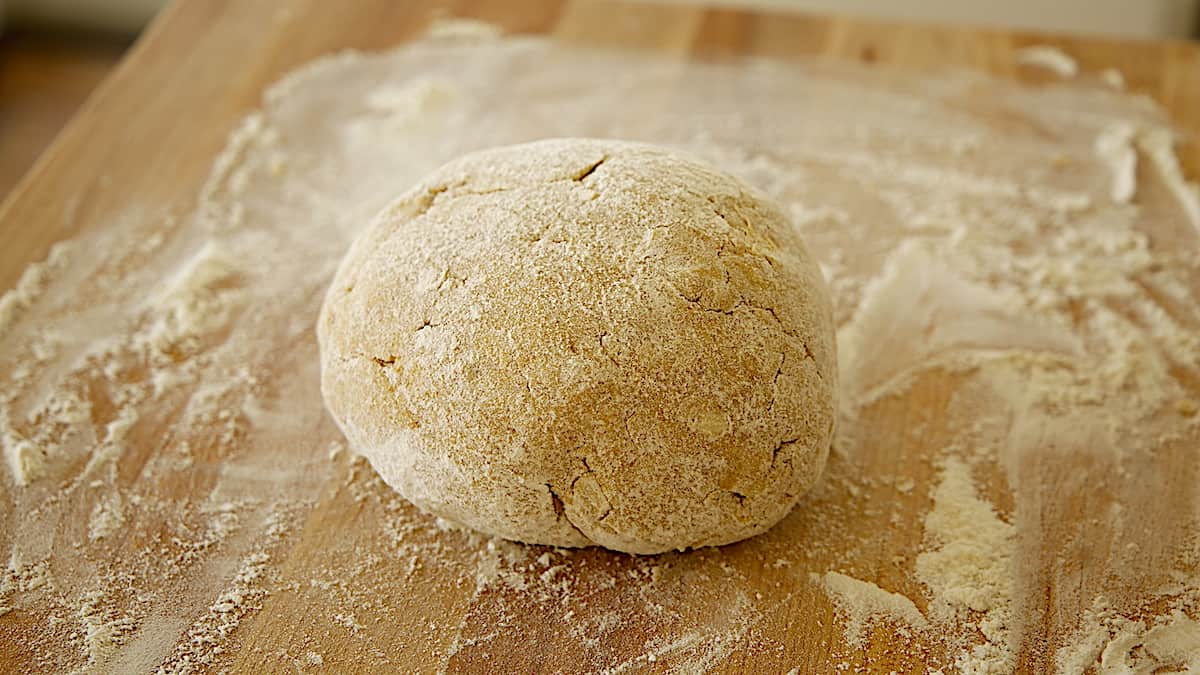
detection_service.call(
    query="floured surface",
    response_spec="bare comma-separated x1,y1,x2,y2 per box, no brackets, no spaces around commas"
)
1,18,1199,674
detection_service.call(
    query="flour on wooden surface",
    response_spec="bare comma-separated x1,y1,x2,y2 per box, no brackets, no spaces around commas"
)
1,17,1198,674
87,493,125,542
1094,122,1138,204
1014,46,1079,78
1100,68,1126,90
817,571,929,646
916,459,1015,674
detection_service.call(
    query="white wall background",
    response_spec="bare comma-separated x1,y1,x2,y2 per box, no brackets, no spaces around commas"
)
698,0,1200,39
4,0,1199,40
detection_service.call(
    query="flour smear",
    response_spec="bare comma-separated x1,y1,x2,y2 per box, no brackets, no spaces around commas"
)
1,19,1199,674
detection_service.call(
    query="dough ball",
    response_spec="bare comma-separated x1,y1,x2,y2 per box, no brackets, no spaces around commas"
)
318,138,837,554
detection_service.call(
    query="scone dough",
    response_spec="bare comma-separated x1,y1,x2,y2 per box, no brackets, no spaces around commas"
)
318,138,837,554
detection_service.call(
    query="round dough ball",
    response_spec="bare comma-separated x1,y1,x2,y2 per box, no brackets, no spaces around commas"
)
318,138,836,554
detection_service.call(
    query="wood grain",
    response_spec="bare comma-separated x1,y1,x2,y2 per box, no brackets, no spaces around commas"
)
3,1,1197,300
0,1,1198,673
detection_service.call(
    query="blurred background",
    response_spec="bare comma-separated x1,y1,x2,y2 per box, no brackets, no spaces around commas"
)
2,0,1199,200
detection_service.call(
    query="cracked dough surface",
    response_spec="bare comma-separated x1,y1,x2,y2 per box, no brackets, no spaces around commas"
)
317,138,837,554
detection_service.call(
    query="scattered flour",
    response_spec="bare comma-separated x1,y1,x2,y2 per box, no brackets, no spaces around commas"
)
916,459,1016,674
1014,45,1079,78
1137,127,1200,232
88,493,126,542
425,16,504,41
1094,122,1138,204
0,241,72,342
1096,611,1200,674
817,571,929,646
1059,605,1200,674
1099,68,1126,90
0,16,1197,674
156,551,272,674
76,588,139,671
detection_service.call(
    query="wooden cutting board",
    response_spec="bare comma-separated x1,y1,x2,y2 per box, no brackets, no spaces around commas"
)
2,2,1199,673
2,0,1198,296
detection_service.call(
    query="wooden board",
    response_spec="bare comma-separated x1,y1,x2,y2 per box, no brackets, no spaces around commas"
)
3,0,1199,298
1,2,1199,673
0,31,128,201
